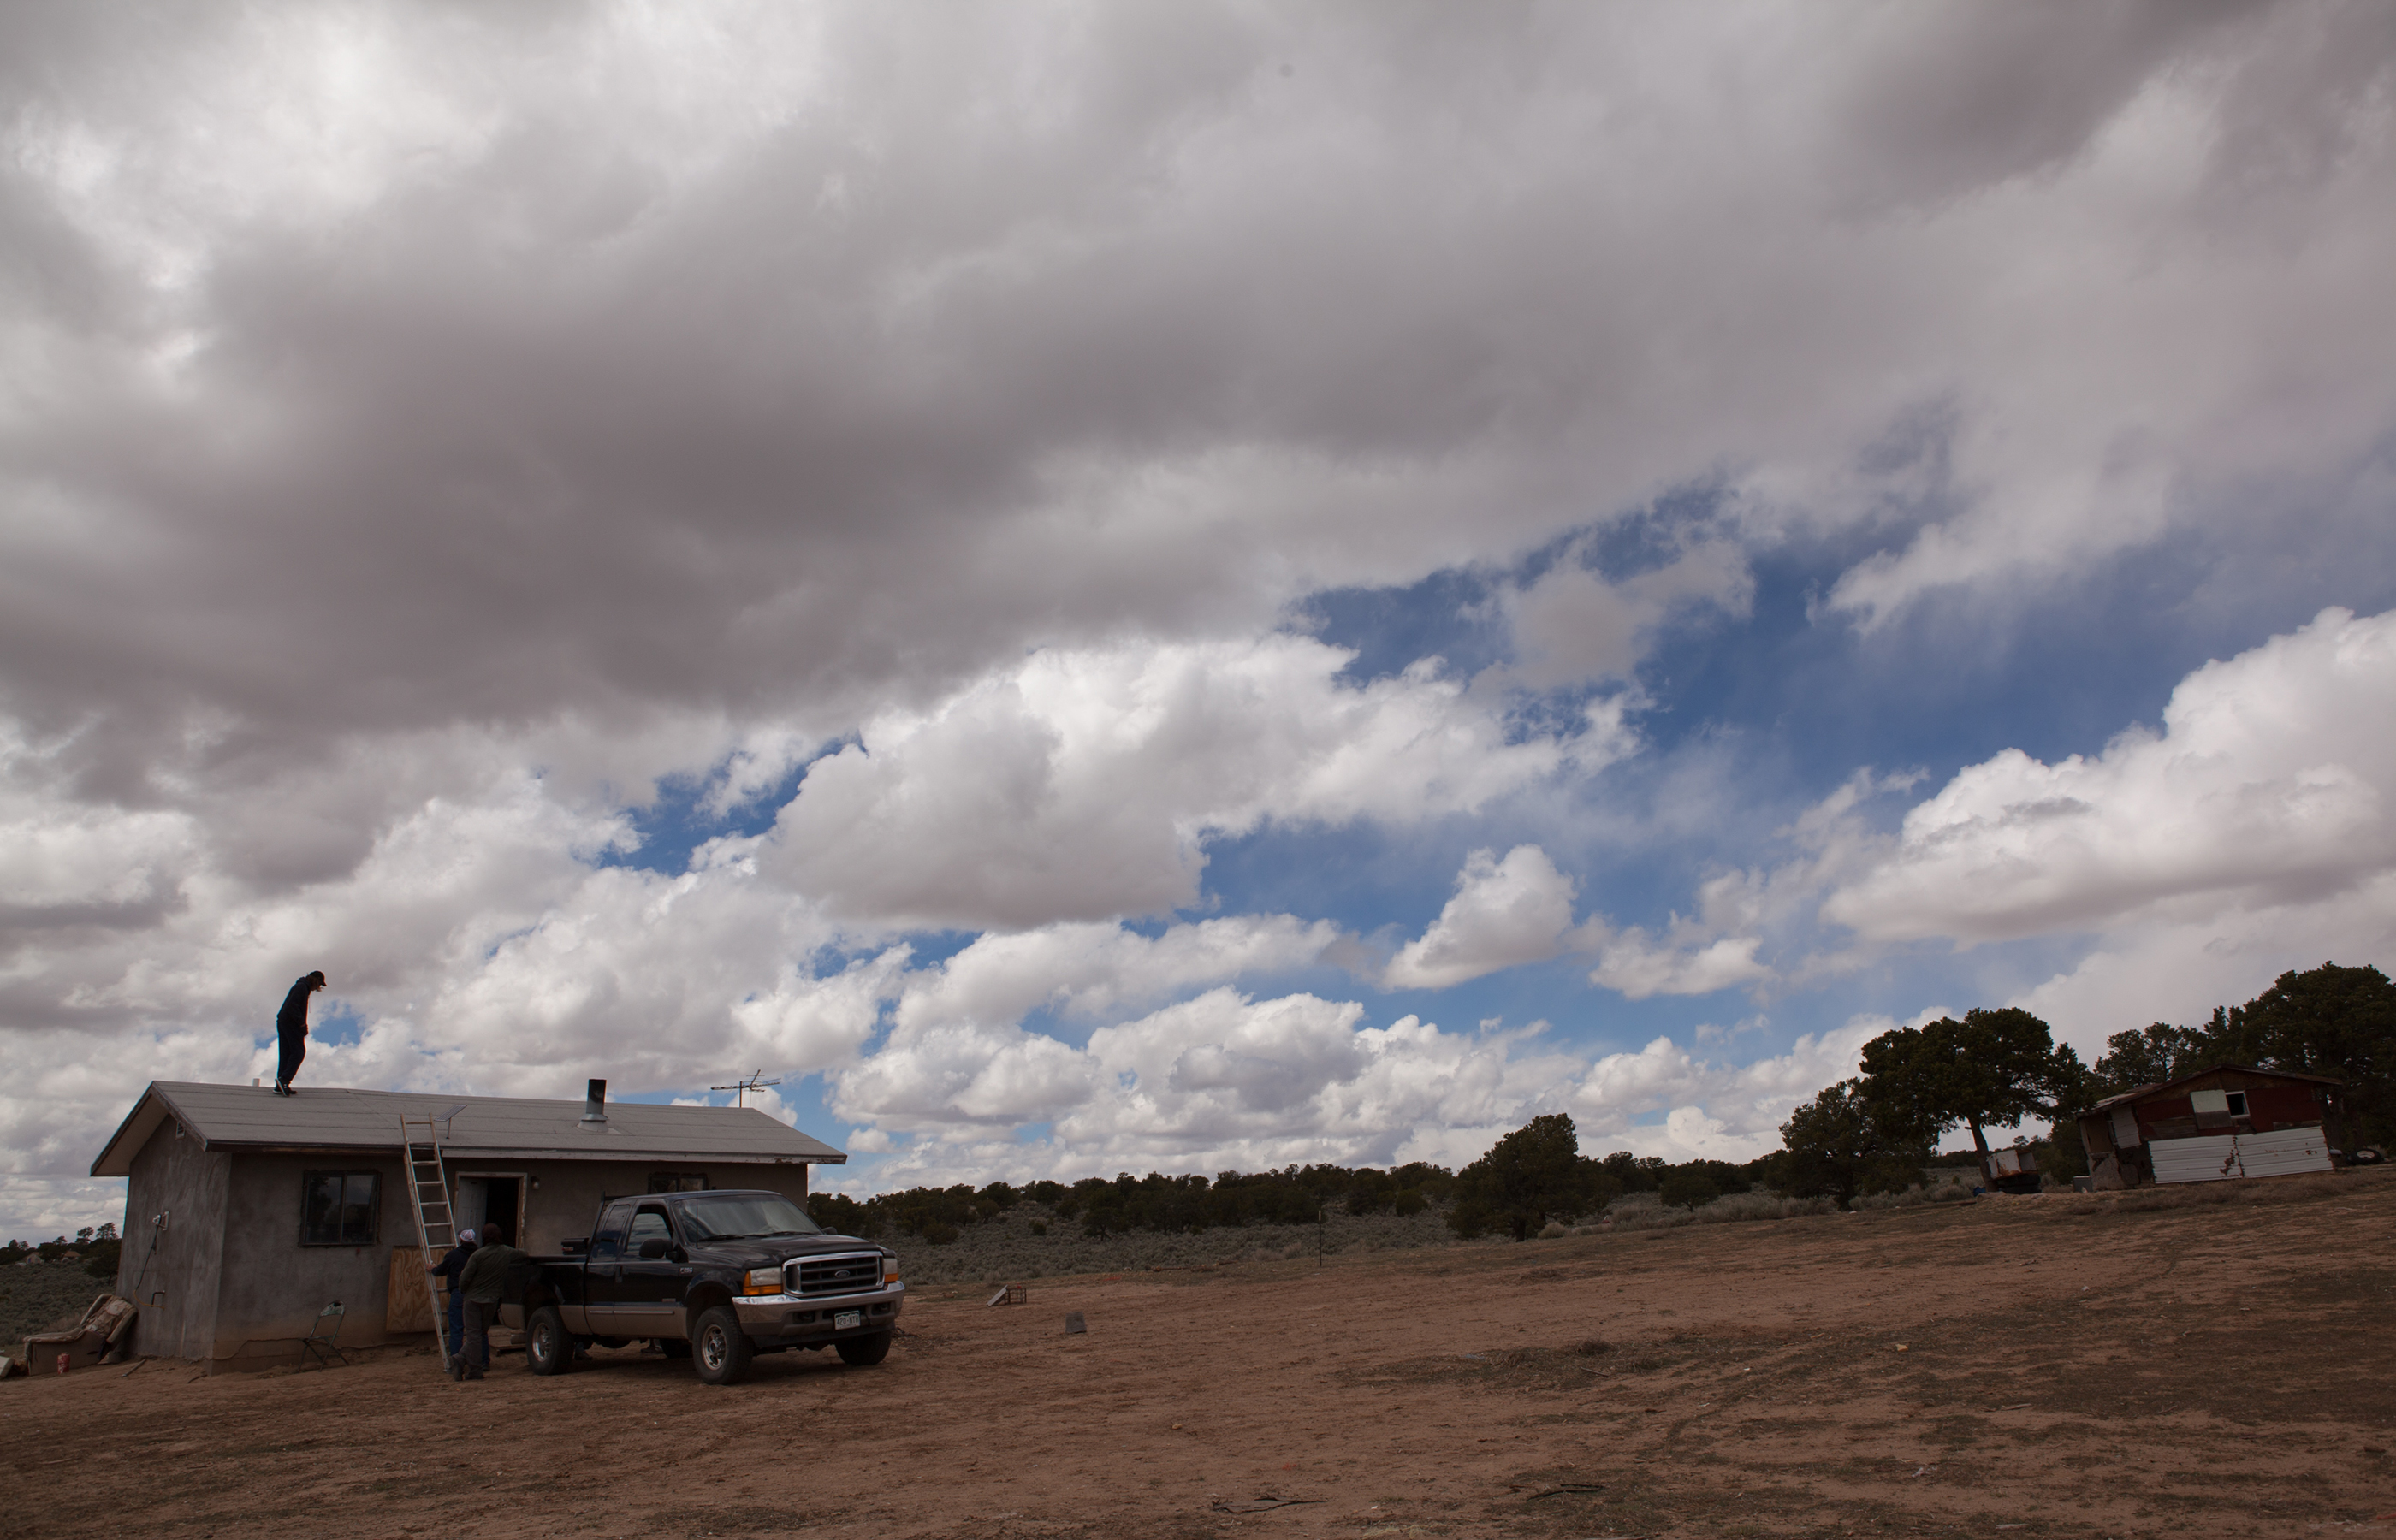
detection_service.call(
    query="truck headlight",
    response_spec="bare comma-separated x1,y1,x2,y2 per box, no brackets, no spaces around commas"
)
742,1267,783,1296
881,1256,899,1284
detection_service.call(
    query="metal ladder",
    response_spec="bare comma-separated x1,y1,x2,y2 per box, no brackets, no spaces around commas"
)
399,1113,459,1370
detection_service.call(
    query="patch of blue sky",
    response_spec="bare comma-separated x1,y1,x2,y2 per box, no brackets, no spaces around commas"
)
810,928,981,979
1296,566,1509,687
595,745,828,876
268,1005,363,1050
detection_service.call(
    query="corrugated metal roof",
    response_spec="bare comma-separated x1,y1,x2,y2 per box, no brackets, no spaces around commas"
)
90,1081,845,1177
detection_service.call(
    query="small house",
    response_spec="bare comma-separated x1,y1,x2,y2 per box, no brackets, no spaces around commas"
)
2076,1065,2342,1189
90,1079,845,1370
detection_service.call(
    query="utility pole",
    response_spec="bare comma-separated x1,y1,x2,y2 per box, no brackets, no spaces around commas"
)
710,1070,781,1109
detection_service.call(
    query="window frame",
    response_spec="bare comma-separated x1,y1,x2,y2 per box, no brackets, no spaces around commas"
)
626,1203,676,1252
299,1169,382,1247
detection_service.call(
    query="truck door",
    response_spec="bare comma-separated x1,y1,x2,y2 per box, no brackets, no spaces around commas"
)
580,1199,637,1335
613,1202,685,1340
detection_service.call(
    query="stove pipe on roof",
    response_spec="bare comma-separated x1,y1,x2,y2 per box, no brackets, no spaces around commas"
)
582,1078,608,1125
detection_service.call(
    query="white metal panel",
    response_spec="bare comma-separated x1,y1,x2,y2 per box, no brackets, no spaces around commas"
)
2189,1087,2230,1115
2110,1105,2141,1149
2233,1126,2332,1178
2151,1134,2241,1184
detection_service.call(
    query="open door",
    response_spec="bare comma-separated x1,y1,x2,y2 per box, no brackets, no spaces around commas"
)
454,1174,529,1248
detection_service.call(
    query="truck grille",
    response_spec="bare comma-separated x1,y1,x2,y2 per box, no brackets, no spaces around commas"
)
790,1252,883,1297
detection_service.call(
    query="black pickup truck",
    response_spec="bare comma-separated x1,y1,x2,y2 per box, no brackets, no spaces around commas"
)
501,1188,904,1385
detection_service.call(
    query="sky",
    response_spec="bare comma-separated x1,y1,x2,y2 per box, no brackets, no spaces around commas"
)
4,1,2395,1239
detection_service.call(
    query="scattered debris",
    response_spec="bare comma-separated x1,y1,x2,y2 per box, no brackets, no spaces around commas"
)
1210,1496,1325,1513
1063,1311,1087,1335
986,1284,1027,1307
1521,1483,1606,1501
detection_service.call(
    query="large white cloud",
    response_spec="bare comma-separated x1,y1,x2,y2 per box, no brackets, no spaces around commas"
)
1823,606,2396,943
1385,845,1579,990
830,989,1891,1194
768,636,1617,929
896,914,1343,1032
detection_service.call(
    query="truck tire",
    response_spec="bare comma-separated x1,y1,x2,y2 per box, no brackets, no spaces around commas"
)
525,1306,573,1377
691,1306,753,1385
834,1330,892,1367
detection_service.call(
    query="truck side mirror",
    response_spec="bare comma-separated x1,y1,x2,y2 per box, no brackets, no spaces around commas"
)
638,1238,671,1260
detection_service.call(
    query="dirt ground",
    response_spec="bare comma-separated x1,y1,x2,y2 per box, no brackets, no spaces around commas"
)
5,1171,2393,1540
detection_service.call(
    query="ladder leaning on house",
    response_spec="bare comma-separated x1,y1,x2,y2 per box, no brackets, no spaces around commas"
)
399,1113,460,1371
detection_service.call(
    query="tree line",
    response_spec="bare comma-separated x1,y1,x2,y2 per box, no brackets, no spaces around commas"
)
803,1148,1782,1246
801,960,2388,1246
1774,960,2393,1208
0,1223,122,1279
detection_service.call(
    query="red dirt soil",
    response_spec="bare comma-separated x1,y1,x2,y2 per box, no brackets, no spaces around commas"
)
4,1171,2393,1539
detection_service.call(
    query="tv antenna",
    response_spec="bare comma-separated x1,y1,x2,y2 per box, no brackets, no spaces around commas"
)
710,1070,781,1109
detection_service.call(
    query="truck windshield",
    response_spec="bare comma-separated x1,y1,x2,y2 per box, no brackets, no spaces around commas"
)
676,1194,821,1241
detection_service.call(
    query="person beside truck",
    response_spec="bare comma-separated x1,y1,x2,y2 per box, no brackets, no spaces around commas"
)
450,1222,526,1382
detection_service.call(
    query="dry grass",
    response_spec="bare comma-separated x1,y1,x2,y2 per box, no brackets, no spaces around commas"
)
0,1262,109,1360
6,1164,2389,1540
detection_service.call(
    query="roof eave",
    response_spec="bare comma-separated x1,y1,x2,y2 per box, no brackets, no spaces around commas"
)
139,1138,845,1165
90,1082,179,1178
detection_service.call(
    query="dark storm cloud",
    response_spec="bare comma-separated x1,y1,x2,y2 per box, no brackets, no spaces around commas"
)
6,0,2370,802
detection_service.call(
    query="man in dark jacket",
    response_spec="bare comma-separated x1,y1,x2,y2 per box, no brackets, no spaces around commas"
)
450,1222,526,1382
273,970,326,1095
425,1229,479,1371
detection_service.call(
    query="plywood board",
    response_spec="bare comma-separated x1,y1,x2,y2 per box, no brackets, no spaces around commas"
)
386,1247,436,1333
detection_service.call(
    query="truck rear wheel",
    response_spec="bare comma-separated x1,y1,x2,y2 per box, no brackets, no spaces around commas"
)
525,1306,573,1377
834,1330,891,1367
691,1306,753,1385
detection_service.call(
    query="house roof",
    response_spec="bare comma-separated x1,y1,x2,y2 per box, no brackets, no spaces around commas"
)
2079,1063,2346,1116
90,1081,845,1177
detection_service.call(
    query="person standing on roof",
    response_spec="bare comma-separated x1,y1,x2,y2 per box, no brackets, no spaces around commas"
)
272,970,326,1095
426,1228,479,1372
450,1221,525,1382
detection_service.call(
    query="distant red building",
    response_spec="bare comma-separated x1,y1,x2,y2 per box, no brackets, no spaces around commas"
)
2077,1065,2343,1188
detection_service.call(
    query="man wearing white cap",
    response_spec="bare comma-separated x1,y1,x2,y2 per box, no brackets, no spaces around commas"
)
425,1228,479,1371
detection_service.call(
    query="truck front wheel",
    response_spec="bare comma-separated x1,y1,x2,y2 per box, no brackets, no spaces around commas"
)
835,1330,892,1367
525,1306,573,1377
691,1306,753,1385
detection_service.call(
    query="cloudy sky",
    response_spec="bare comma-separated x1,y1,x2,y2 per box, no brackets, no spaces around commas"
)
5,1,2395,1238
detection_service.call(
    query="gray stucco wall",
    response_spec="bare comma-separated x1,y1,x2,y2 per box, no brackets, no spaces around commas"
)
154,1150,816,1366
113,1119,231,1362
485,1157,815,1253
211,1151,414,1362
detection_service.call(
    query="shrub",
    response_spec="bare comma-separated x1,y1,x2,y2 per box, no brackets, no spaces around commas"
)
1658,1170,1720,1210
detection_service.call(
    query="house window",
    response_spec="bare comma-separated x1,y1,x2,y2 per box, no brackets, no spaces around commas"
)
648,1172,709,1193
300,1171,380,1246
2225,1091,2250,1117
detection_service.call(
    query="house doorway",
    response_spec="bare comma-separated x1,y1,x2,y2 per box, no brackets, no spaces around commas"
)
455,1174,527,1248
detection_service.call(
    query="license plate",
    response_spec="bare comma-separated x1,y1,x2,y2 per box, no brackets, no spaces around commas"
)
833,1310,863,1330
